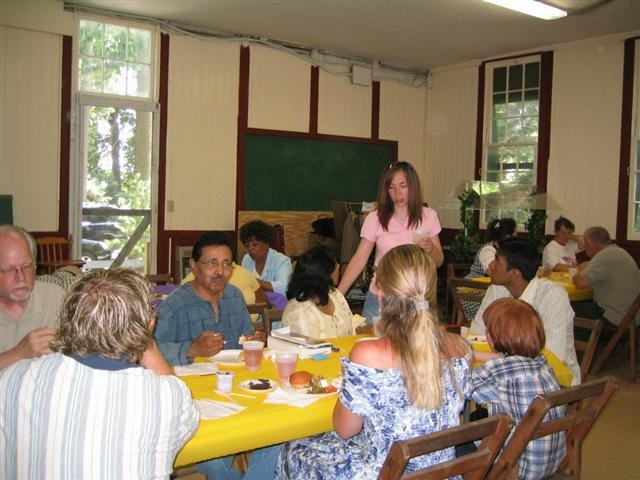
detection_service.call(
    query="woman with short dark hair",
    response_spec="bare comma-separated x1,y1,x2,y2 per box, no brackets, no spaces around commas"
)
282,246,354,339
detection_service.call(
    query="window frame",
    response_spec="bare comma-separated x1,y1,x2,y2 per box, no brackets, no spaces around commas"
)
475,51,553,226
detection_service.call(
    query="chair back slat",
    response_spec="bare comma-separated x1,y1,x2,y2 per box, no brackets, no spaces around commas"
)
487,376,618,480
573,317,603,379
35,236,83,274
447,277,490,326
377,413,513,480
263,308,284,337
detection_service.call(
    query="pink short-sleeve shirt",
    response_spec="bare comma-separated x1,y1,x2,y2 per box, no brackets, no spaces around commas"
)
360,206,442,292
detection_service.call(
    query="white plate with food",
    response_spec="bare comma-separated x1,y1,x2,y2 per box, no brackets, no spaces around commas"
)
210,349,243,366
286,371,341,397
239,378,277,393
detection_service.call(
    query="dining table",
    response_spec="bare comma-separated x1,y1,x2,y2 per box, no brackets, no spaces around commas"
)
173,332,573,468
473,271,592,302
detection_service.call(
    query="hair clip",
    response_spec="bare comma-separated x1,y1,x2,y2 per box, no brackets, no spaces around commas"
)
413,298,429,312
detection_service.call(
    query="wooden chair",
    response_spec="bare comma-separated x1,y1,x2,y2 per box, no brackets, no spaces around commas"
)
145,273,174,285
263,308,284,337
486,376,619,480
36,236,84,275
448,277,490,326
377,414,513,480
272,224,285,254
444,263,471,318
590,291,640,381
573,317,603,380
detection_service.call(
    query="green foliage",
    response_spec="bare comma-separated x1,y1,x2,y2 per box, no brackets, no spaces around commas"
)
450,188,481,262
525,209,547,251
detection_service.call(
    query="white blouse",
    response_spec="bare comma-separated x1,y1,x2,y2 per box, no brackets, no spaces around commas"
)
282,289,354,339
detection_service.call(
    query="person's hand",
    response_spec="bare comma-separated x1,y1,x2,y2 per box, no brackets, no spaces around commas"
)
245,331,266,343
355,324,373,335
537,267,551,277
187,331,224,358
417,236,433,253
14,327,56,359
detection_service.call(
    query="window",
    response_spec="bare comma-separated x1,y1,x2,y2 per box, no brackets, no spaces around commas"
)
478,54,551,224
79,19,152,98
72,17,158,272
627,38,640,240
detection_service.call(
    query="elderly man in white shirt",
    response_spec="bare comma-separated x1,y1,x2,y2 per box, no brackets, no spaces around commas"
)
470,237,581,385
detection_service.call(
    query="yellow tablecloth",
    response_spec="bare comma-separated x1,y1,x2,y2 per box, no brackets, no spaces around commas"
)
174,335,361,467
471,342,573,387
473,273,592,302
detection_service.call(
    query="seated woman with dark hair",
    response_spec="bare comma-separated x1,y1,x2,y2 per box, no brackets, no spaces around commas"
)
282,246,355,339
240,220,292,297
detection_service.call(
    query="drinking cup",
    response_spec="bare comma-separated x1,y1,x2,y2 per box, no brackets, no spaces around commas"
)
275,351,298,382
243,341,264,371
568,268,577,281
411,230,428,244
216,370,234,393
460,326,469,339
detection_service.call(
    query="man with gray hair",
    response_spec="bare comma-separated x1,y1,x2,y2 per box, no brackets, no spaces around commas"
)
0,225,64,369
573,226,640,327
0,268,199,478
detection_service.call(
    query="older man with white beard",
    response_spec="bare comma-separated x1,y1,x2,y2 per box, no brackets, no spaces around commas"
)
0,225,64,369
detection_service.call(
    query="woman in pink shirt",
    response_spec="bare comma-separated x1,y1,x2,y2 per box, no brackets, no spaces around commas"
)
337,161,444,322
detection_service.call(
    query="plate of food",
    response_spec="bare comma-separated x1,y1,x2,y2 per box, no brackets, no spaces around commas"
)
287,371,341,397
210,349,243,366
239,378,277,392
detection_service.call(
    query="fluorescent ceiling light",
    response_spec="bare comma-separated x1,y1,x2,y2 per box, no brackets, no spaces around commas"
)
483,0,568,20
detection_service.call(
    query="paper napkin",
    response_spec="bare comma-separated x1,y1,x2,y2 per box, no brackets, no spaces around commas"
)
174,362,218,377
263,388,322,408
196,399,246,420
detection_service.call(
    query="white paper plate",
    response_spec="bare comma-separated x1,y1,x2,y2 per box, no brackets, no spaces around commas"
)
239,378,277,393
210,349,243,366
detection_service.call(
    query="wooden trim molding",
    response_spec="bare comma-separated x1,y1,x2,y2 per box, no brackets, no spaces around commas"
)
309,66,319,134
236,46,251,214
474,62,485,182
537,51,553,193
616,37,638,242
371,80,380,139
156,33,170,274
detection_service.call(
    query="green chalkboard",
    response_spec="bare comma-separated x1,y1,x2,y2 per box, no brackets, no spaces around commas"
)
244,134,396,211
0,195,13,225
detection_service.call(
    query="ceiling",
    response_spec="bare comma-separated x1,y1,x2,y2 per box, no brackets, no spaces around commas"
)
65,0,640,71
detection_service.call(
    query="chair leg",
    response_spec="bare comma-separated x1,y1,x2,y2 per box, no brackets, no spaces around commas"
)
630,325,637,382
591,326,626,375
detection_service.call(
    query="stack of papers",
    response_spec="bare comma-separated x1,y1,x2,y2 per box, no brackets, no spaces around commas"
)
196,399,246,420
174,362,218,377
263,388,322,408
267,327,333,358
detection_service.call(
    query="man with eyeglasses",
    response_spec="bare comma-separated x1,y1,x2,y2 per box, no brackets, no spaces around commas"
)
0,225,65,369
154,231,265,366
154,231,276,480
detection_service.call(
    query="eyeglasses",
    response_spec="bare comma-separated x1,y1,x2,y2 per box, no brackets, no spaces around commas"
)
198,259,233,270
0,261,36,276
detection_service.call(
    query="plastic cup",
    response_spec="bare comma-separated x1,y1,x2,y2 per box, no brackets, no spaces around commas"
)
243,341,264,371
216,370,234,393
568,268,577,280
460,326,469,339
275,351,298,382
411,230,428,244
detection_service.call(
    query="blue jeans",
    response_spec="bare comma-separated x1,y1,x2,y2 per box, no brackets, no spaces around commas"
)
362,291,380,324
196,445,282,480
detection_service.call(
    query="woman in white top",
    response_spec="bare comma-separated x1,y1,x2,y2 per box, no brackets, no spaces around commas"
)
283,246,354,339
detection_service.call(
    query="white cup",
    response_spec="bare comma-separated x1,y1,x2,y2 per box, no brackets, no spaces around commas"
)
460,326,469,339
412,230,428,244
216,370,234,393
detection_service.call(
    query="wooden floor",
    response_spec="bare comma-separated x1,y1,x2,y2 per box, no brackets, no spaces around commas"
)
176,362,640,480
581,362,640,479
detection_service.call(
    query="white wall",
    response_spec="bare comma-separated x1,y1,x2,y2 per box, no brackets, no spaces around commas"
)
248,45,310,132
318,70,372,138
424,65,479,229
548,38,624,235
0,25,62,230
165,36,240,230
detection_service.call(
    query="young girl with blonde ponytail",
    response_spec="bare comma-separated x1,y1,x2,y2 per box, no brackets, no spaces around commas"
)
274,245,472,480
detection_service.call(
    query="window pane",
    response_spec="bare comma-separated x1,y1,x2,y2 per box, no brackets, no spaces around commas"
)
524,90,539,115
79,57,103,92
486,171,500,182
636,173,640,201
522,116,538,140
493,67,506,93
635,204,640,232
505,118,521,142
492,119,506,143
104,24,127,60
103,60,127,95
508,64,523,91
128,28,151,63
636,141,640,170
126,63,150,97
493,93,506,117
79,20,103,56
488,147,500,170
507,91,522,116
525,62,539,89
